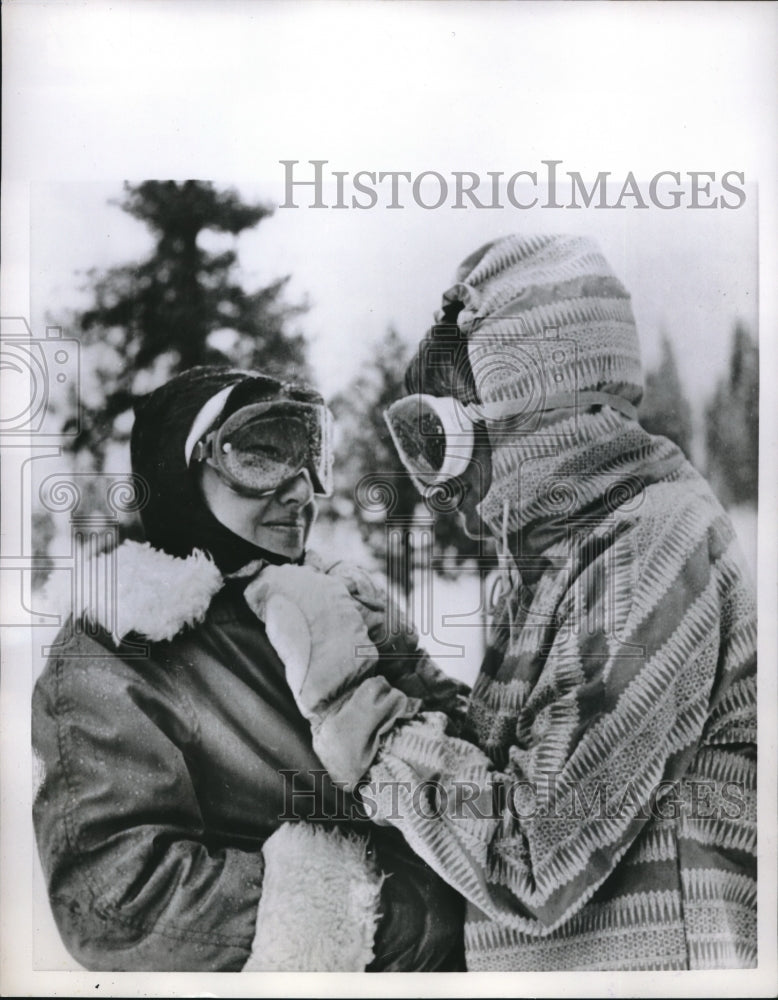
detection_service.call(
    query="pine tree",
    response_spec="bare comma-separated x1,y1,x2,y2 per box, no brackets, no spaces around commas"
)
705,322,759,506
63,181,308,466
638,333,694,459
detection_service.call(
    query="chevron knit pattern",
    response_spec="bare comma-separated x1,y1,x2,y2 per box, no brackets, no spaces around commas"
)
366,234,757,970
368,436,757,968
441,233,643,413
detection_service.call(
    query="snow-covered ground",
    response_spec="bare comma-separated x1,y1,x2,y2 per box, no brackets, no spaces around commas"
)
410,567,487,686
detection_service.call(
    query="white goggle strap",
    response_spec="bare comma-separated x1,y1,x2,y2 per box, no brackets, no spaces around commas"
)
314,405,335,495
184,385,236,466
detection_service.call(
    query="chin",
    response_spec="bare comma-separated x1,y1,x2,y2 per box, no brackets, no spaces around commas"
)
260,542,304,562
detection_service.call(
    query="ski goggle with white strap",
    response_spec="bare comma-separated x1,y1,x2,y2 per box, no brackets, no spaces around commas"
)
190,397,334,498
384,394,482,491
385,389,639,491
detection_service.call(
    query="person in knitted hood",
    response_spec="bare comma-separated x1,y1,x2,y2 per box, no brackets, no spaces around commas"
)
32,365,469,972
254,235,757,971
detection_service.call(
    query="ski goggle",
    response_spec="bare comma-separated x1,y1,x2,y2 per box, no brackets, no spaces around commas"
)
383,393,480,490
190,398,334,497
385,388,641,491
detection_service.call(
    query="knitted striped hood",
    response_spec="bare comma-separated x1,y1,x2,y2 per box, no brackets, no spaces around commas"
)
444,233,643,412
427,234,652,542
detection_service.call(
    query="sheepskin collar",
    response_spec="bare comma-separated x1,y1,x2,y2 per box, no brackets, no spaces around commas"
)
43,540,333,646
45,540,227,644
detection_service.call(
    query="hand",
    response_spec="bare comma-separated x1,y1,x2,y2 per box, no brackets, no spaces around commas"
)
318,561,386,634
323,560,420,659
245,563,421,790
244,564,378,720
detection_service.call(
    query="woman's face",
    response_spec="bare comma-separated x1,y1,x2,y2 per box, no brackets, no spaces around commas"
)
198,464,316,560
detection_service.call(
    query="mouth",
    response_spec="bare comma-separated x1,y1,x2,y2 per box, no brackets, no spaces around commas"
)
264,520,305,530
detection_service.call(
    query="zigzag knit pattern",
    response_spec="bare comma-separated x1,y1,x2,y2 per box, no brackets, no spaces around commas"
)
368,421,757,971
372,233,756,970
439,233,644,412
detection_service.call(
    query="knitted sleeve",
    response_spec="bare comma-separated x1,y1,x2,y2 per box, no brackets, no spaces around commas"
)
376,647,470,732
358,516,755,933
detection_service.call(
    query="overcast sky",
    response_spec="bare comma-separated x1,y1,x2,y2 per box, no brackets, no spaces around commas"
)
31,174,758,421
12,1,767,421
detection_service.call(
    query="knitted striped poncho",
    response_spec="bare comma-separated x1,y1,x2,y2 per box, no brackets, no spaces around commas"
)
364,234,757,970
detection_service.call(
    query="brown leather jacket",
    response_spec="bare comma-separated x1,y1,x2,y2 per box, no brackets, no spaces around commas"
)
32,543,466,971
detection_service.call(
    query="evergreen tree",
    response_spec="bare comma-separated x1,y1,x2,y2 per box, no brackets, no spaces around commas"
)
63,181,308,466
705,322,759,506
638,333,694,459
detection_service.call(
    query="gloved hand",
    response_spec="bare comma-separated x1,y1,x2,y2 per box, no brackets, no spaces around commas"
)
321,559,470,726
322,560,386,636
244,564,379,720
244,564,421,787
318,559,422,661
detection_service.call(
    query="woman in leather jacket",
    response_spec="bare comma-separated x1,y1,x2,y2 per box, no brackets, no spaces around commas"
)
32,366,467,972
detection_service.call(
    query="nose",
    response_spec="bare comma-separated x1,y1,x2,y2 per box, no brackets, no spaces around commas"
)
276,468,314,506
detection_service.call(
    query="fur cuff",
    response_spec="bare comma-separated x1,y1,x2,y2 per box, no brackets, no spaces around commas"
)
243,823,384,972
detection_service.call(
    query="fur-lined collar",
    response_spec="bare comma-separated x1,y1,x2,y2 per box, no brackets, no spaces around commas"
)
42,540,355,646
44,541,226,644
